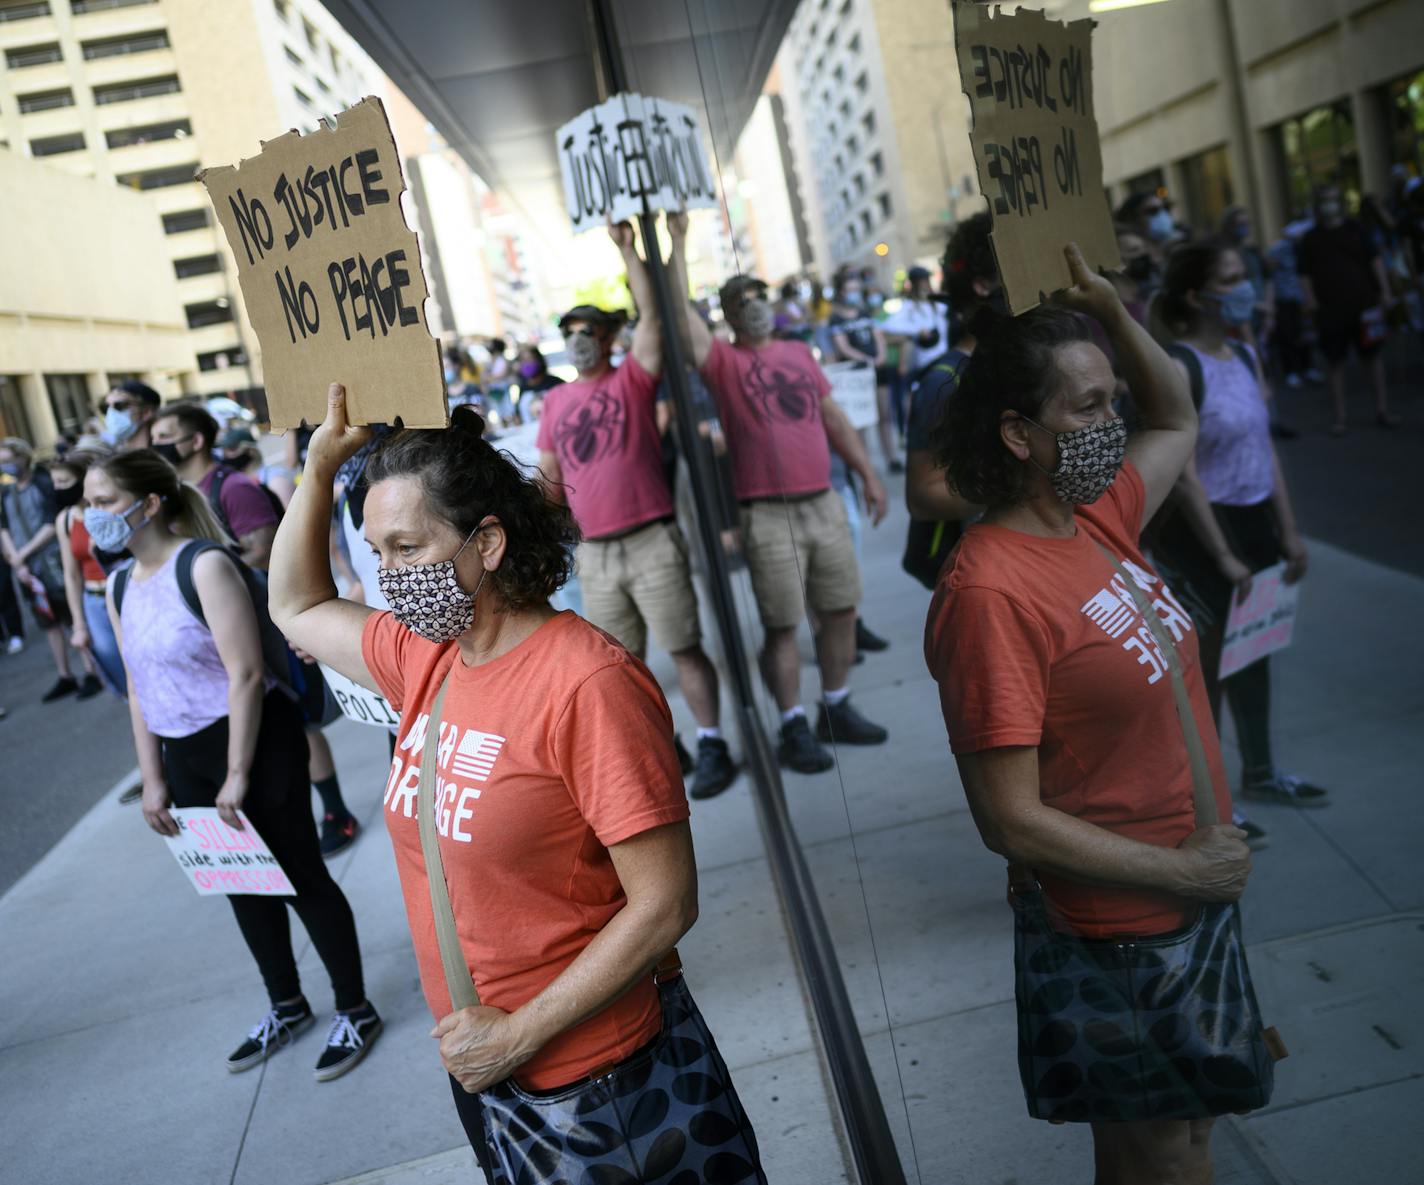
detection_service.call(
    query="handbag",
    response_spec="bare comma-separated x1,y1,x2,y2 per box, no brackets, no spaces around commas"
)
417,674,766,1184
1010,545,1284,1123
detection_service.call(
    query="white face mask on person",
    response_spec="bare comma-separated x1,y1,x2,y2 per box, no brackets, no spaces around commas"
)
1021,416,1127,505
735,298,774,339
565,332,603,372
1208,280,1256,326
377,526,489,644
85,501,148,552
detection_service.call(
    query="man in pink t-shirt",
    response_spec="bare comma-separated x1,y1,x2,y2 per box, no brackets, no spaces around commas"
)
537,219,735,800
668,215,890,774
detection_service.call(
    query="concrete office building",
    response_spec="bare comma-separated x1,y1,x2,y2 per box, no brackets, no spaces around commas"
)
0,0,382,408
0,148,192,447
1074,0,1424,237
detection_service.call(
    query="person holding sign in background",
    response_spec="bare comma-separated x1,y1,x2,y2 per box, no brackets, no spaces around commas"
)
267,389,763,1184
1147,241,1329,815
669,222,891,776
925,245,1275,1181
537,217,736,801
94,449,379,1082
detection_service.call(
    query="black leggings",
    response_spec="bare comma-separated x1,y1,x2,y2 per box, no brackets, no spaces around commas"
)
1152,500,1280,781
162,691,365,1011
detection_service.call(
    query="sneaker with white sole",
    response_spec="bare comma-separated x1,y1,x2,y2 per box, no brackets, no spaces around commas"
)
1241,770,1330,808
314,1004,382,1082
227,999,314,1072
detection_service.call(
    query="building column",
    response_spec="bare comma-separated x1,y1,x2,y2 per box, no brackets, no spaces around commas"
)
1351,85,1394,201
19,373,58,452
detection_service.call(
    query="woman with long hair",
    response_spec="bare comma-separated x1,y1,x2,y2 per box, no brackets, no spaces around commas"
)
93,449,379,1081
53,444,125,695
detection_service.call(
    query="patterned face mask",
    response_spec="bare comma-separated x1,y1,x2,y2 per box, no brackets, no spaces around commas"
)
377,526,488,644
1023,416,1127,505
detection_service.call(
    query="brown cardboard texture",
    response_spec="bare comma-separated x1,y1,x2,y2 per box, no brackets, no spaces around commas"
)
954,3,1120,315
199,97,445,430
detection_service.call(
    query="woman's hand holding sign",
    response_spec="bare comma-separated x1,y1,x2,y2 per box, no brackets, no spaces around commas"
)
305,383,372,481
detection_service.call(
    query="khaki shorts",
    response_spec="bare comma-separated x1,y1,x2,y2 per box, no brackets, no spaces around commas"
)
740,489,861,630
577,520,702,656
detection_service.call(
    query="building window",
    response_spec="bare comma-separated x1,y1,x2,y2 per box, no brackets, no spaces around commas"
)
302,18,319,52
93,74,181,104
273,0,289,18
106,118,190,148
18,87,74,113
839,0,853,15
30,131,85,156
860,209,872,235
854,70,868,96
1386,68,1424,179
162,208,208,234
877,192,892,221
173,253,222,279
315,77,330,94
81,30,169,59
869,150,884,178
853,172,866,196
0,3,51,23
45,374,93,438
832,63,845,84
1178,144,1234,233
185,301,234,329
1122,166,1165,200
72,0,158,12
197,347,247,372
0,376,35,444
293,85,314,108
846,133,859,156
862,110,876,136
6,42,62,68
284,45,303,66
115,162,199,190
1275,99,1360,218
839,98,851,119
848,33,861,55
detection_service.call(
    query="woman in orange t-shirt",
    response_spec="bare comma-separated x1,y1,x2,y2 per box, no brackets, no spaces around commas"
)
268,389,764,1184
923,247,1258,1183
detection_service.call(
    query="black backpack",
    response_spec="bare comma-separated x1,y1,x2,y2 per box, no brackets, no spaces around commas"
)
109,540,298,700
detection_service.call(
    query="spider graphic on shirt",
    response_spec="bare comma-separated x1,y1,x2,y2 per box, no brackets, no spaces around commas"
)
552,387,627,468
744,353,821,425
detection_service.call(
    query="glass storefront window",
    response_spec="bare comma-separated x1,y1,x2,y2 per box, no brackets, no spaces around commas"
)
1386,68,1424,179
0,376,35,443
1275,98,1360,218
43,373,92,438
1178,143,1234,234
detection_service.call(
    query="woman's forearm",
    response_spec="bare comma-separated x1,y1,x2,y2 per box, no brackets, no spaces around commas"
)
17,523,56,565
224,672,264,778
1267,448,1298,541
58,518,86,628
128,690,166,789
268,458,340,628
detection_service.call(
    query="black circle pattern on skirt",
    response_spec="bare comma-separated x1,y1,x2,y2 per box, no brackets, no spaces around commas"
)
1011,892,1275,1123
476,977,766,1183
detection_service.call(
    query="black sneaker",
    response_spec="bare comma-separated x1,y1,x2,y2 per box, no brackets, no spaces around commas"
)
1241,770,1330,808
227,999,314,1072
816,697,888,745
320,812,360,859
75,674,103,700
690,737,737,800
118,781,143,805
1233,812,1269,851
855,619,890,653
777,715,834,773
673,734,695,777
314,1003,383,1082
41,676,78,703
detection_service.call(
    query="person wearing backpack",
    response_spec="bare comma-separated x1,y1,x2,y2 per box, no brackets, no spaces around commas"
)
90,448,380,1079
1149,241,1328,828
151,405,360,856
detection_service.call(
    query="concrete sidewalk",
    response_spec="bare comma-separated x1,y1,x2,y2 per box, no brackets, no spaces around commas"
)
1,478,1421,1184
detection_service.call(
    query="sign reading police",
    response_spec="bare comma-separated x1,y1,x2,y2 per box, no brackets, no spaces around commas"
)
953,3,1119,314
200,97,445,430
556,92,719,234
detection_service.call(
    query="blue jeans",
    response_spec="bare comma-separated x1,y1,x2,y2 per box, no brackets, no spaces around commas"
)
83,590,126,696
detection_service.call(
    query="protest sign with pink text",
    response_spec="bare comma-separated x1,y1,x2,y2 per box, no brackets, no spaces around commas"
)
1219,562,1299,680
163,808,295,897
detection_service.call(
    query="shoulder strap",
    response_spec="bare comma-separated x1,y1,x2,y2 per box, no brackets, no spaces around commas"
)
175,539,228,626
205,467,236,541
110,563,132,613
418,674,481,1011
1092,541,1218,828
1165,343,1205,410
1228,340,1257,379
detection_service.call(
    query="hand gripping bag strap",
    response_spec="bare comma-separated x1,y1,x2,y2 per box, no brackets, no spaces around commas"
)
418,672,481,1011
1093,539,1218,828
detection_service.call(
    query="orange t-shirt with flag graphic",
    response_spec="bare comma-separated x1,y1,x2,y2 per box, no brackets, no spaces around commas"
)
361,609,690,1089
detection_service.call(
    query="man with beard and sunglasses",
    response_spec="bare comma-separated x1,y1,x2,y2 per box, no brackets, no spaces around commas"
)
667,215,889,775
538,219,736,801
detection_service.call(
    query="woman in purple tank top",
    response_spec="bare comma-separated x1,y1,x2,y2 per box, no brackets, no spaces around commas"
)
89,450,380,1083
1148,242,1329,823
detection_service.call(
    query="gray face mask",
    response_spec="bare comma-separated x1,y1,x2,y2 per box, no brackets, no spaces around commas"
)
566,333,603,372
736,298,774,339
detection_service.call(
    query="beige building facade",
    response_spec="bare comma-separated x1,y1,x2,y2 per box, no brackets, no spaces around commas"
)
0,148,192,448
1075,0,1424,237
0,0,383,411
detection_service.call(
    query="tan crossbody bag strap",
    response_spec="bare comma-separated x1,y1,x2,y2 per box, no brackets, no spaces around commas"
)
417,673,481,1010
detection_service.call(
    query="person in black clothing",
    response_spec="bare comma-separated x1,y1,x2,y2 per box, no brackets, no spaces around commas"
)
1296,183,1399,435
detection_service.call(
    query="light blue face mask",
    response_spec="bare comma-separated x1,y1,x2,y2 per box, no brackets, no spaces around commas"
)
0,461,22,478
84,501,147,553
1146,209,1174,242
1210,280,1256,326
103,406,138,444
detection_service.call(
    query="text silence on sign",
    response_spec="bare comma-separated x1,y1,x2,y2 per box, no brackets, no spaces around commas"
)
163,808,295,897
199,97,445,431
557,93,719,234
953,2,1120,314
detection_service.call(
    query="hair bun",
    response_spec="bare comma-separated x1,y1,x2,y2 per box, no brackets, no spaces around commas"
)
450,405,489,440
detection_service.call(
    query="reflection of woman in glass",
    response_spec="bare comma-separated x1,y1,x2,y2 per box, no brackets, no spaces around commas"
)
925,247,1259,1183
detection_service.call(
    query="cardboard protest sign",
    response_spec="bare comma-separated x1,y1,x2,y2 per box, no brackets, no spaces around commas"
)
953,2,1120,314
557,92,719,234
1219,562,1299,680
163,808,295,897
823,361,879,431
319,663,399,729
199,97,445,430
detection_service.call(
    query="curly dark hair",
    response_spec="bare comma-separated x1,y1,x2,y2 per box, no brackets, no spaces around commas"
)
931,307,1092,506
363,406,579,609
939,211,998,314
